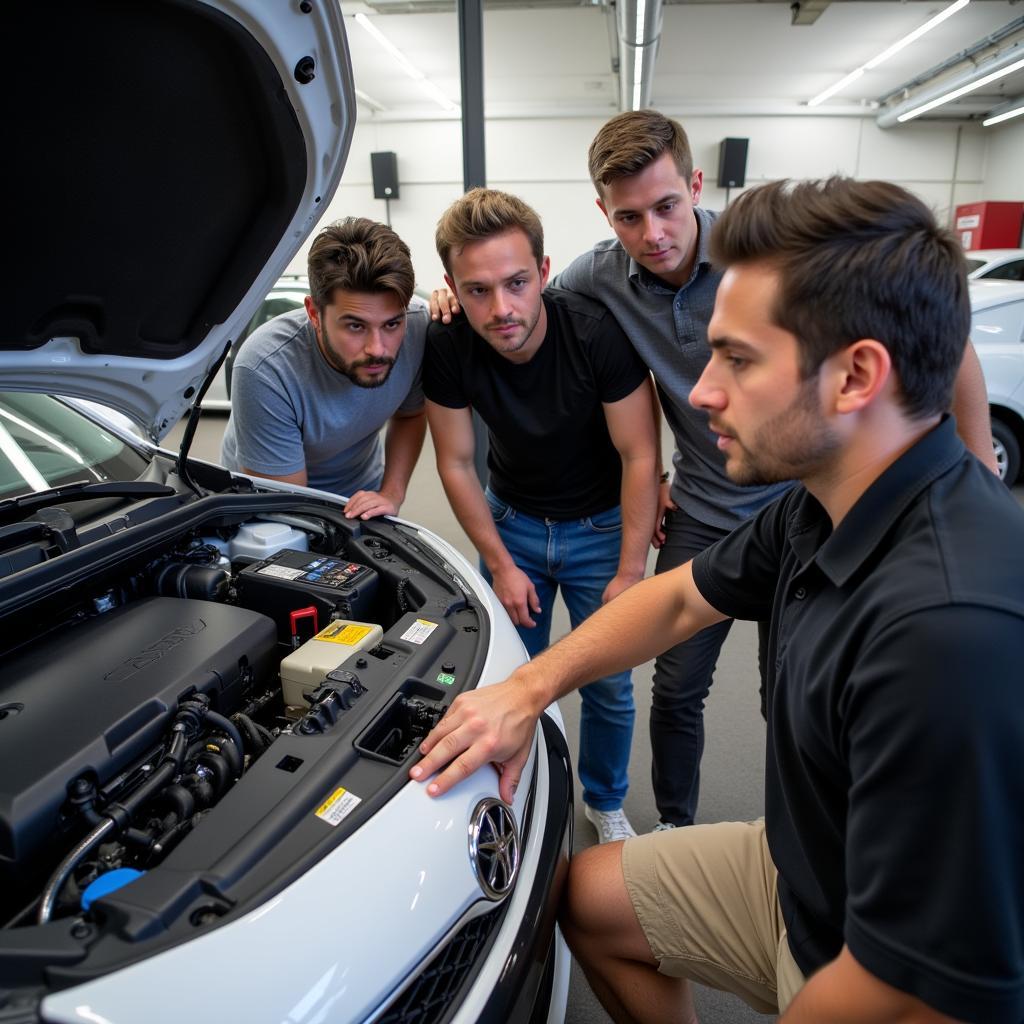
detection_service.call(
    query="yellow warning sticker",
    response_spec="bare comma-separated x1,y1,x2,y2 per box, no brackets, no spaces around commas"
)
315,787,362,827
315,623,373,646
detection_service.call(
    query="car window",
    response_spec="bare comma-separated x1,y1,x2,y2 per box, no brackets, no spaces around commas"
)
242,292,308,340
965,258,986,273
981,260,1024,282
0,393,150,499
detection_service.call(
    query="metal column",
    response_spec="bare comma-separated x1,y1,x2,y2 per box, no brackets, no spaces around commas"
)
457,0,489,483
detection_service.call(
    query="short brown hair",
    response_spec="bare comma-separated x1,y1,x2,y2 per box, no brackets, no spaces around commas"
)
306,217,414,310
435,188,544,275
711,177,970,418
587,110,694,197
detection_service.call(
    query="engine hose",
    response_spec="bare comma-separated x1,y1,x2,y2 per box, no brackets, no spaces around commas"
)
234,712,268,753
204,710,244,770
38,729,191,924
38,817,116,924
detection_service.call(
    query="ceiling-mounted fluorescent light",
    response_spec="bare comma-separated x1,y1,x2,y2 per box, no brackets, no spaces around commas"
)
808,0,970,107
983,101,1024,126
898,55,1024,121
355,88,386,112
354,13,458,113
632,0,647,110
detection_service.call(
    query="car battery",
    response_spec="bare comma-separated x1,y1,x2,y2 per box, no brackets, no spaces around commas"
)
235,549,380,644
279,619,385,711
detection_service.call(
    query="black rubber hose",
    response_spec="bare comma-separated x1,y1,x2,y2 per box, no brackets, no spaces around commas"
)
205,710,244,768
233,712,264,753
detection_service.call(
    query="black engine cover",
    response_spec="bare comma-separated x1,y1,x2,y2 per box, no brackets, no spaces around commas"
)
0,597,276,872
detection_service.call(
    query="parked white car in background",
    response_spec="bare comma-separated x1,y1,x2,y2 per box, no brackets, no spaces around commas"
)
971,280,1024,486
0,3,571,1022
965,248,1024,283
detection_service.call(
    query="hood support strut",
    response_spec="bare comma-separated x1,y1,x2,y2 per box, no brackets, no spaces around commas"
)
175,343,231,496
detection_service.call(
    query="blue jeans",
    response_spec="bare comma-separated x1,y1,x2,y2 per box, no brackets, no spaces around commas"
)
482,490,635,811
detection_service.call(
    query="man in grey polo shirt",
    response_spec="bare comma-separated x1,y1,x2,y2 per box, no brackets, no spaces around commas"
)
222,217,427,521
433,110,996,831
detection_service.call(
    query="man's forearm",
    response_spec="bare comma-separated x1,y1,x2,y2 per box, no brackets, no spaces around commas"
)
952,342,998,474
438,462,516,574
517,561,723,704
616,454,658,580
379,410,426,506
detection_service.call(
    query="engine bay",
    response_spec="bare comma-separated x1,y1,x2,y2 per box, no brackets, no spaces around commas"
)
0,490,488,999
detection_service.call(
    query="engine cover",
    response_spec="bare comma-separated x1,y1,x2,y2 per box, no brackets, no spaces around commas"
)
0,597,276,872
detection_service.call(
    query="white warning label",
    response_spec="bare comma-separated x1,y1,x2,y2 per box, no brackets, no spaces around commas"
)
257,564,305,580
315,787,362,827
400,618,438,645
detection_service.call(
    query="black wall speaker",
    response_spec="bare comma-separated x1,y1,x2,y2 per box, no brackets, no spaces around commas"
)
717,138,749,189
370,151,399,199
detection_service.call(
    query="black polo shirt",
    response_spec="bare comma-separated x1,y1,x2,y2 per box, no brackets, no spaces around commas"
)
693,417,1024,1023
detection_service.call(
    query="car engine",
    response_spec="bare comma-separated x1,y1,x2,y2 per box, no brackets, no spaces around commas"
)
0,493,487,988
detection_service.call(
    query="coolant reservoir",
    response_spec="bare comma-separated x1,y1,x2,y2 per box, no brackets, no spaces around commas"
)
280,619,384,711
229,521,308,561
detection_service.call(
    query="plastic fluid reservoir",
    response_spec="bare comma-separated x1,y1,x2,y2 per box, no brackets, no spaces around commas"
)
229,521,308,562
281,619,384,711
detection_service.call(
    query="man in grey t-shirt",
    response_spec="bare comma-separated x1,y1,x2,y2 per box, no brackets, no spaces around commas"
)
433,111,996,830
221,218,427,520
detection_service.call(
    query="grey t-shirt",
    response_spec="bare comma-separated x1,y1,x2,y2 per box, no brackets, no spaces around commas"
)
220,298,427,496
554,206,790,531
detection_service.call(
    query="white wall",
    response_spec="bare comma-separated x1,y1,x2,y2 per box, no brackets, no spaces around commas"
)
287,113,1017,287
980,118,1024,247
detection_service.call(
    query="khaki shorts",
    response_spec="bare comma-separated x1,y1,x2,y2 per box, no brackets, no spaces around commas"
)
622,819,806,1015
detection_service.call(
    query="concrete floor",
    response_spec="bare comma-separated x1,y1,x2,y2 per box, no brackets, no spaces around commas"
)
174,410,1023,1024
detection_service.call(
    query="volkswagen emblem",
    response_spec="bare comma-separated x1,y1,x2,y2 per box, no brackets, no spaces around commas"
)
468,798,520,900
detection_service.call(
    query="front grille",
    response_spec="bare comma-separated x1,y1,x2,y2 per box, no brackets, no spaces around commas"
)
376,907,505,1024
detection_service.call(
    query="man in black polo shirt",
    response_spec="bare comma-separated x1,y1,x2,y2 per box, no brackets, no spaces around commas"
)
412,178,1024,1022
424,188,658,844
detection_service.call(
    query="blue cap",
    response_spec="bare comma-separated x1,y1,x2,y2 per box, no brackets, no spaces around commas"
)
81,867,145,911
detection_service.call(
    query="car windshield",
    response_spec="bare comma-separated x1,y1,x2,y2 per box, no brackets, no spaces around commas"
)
0,392,150,499
965,258,986,272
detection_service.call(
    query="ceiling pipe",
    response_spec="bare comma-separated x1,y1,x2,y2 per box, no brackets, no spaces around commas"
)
876,39,1024,127
616,0,664,111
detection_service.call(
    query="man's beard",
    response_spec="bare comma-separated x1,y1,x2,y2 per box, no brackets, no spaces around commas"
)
483,302,542,355
338,354,396,389
316,328,396,389
720,377,841,487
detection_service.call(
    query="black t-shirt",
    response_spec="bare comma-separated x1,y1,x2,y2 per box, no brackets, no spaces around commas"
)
692,417,1024,1023
424,288,648,519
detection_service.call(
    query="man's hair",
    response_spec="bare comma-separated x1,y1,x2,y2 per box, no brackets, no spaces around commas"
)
711,177,970,418
587,110,694,197
307,217,414,310
435,188,544,274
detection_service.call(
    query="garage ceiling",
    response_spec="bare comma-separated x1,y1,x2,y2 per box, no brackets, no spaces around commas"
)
339,0,1024,126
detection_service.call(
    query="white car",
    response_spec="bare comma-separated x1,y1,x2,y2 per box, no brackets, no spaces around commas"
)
970,280,1024,485
965,248,1024,283
0,4,571,1024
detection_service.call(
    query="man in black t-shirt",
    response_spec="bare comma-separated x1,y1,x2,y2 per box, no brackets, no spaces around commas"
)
413,179,1024,1022
424,188,658,844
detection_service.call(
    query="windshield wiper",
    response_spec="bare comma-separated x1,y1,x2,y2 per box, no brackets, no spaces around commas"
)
0,481,177,526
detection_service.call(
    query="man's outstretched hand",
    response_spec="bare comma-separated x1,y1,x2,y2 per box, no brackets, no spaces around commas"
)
409,674,544,803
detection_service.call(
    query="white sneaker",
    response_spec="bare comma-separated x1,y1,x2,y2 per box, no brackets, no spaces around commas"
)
652,820,677,833
584,805,637,844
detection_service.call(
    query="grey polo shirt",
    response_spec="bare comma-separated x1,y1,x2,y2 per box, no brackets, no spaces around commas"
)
554,206,790,531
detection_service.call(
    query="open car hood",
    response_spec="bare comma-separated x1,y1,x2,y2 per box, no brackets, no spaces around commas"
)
1,0,354,441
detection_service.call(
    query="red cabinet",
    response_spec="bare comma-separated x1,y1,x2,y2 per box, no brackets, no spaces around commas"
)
955,201,1024,251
